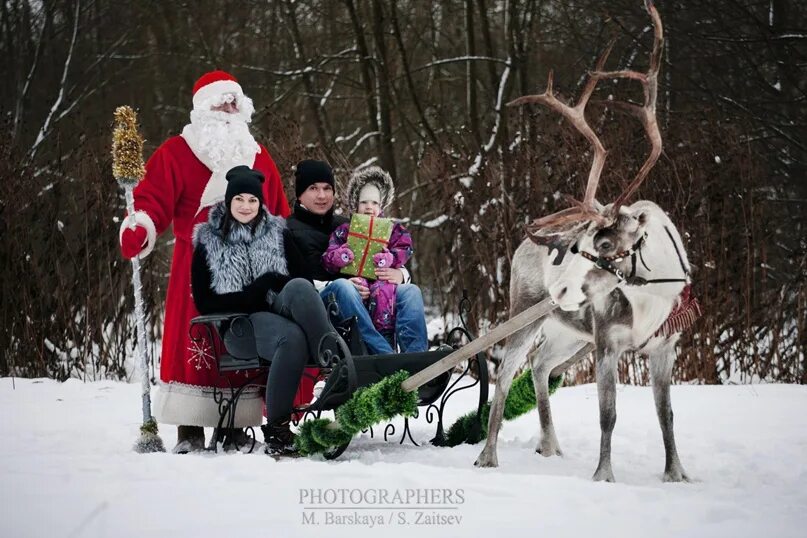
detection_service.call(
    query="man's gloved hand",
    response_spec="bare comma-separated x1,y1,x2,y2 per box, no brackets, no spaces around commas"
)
373,250,394,269
120,226,148,259
332,246,354,268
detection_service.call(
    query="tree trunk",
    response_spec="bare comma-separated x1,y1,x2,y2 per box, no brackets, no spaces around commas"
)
465,0,481,147
344,0,381,156
282,0,333,156
370,0,397,178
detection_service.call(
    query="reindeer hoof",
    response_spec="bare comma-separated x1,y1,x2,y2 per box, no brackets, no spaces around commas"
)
474,450,498,468
592,466,615,482
536,440,563,457
663,467,690,483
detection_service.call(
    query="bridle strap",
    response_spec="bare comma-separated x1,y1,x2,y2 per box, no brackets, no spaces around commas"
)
629,225,690,285
577,231,689,287
663,225,689,276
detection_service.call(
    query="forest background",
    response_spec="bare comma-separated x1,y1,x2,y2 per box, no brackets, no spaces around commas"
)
1,0,804,385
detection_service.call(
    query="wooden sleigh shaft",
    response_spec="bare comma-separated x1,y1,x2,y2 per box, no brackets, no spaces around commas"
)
401,298,557,392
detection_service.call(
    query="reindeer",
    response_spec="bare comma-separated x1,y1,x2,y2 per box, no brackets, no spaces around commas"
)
474,1,700,482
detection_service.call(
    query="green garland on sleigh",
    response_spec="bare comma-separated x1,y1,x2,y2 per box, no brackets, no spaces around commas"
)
296,370,418,455
443,372,564,447
295,368,564,456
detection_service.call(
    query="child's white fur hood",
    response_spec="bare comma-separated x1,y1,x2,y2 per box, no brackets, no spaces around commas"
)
346,166,395,212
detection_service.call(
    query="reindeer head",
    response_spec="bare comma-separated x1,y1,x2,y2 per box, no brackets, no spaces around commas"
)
512,0,664,311
544,205,650,310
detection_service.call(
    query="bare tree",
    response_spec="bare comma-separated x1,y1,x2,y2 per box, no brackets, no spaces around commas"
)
0,0,804,384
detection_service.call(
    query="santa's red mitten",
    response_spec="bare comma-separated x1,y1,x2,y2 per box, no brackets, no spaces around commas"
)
120,226,148,259
373,250,394,269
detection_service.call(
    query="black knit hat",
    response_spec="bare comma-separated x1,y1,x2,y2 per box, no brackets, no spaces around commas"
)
225,165,265,209
294,159,334,198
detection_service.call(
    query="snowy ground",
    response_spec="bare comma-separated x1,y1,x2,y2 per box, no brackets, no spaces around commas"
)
1,377,805,538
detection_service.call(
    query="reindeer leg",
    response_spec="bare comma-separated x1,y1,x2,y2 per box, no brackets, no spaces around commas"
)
648,346,689,482
474,333,530,468
532,332,589,457
592,347,619,482
532,351,563,457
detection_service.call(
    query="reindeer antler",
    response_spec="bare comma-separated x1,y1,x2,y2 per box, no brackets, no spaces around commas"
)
511,0,664,239
509,42,614,230
592,0,663,216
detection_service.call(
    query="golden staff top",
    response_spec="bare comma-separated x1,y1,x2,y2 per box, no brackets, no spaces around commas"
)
111,105,146,186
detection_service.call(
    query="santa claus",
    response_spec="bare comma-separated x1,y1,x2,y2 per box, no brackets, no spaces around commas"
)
119,70,289,453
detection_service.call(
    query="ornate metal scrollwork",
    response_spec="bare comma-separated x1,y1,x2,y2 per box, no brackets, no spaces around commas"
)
209,359,266,454
398,411,420,446
428,290,489,447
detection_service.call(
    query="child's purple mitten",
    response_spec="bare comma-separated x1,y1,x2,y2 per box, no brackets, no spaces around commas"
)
333,246,354,268
373,250,394,268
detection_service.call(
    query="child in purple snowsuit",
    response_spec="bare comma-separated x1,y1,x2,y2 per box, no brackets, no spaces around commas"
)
322,166,413,339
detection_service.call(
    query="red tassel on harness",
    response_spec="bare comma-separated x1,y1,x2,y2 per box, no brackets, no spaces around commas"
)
655,284,702,338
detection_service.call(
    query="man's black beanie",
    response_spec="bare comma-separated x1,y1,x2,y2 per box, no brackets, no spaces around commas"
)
225,165,265,208
294,159,334,198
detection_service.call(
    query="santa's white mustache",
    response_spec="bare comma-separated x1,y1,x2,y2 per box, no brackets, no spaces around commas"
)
188,111,254,168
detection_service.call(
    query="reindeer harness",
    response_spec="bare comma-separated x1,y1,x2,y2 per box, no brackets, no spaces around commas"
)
573,226,691,287
571,226,701,337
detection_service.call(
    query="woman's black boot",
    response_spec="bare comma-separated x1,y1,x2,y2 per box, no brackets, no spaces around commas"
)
261,419,298,456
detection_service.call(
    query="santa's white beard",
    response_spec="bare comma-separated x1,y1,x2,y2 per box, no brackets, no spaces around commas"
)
181,105,261,213
185,109,258,172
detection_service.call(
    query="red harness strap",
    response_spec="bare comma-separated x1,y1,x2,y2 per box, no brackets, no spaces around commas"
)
655,284,702,338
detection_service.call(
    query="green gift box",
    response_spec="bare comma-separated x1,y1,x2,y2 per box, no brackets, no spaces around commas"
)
342,214,393,279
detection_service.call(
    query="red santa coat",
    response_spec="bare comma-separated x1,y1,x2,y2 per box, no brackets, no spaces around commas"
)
128,135,312,427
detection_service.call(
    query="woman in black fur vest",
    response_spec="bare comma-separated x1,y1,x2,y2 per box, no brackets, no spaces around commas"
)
191,165,344,456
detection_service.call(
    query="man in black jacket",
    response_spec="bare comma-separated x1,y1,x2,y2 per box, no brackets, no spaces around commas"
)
286,160,427,354
285,160,350,282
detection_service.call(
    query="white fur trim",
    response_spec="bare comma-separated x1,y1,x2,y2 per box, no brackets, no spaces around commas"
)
118,211,157,259
192,80,243,109
197,170,227,215
346,166,395,211
195,148,259,214
153,381,264,427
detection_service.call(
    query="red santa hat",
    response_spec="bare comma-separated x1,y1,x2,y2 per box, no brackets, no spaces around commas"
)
192,70,244,109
